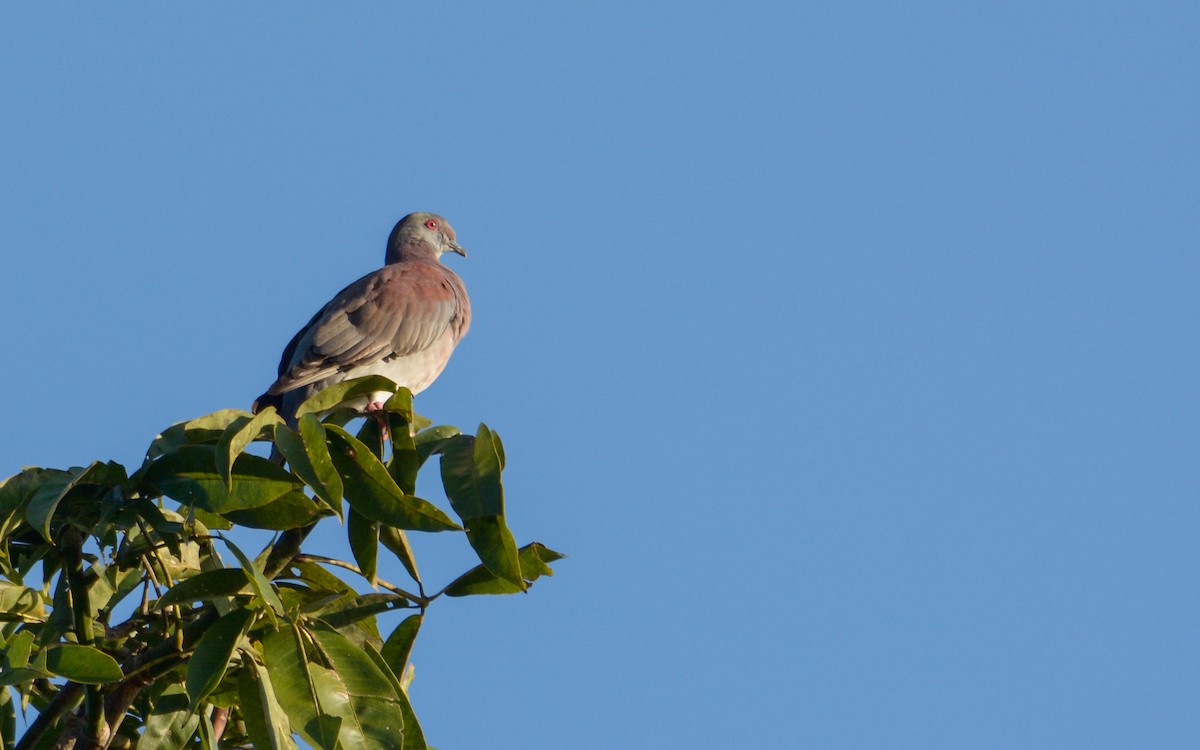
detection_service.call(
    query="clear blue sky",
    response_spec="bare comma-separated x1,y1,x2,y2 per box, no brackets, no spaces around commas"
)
3,3,1198,748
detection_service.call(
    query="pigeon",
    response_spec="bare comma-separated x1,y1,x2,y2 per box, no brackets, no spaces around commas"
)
253,212,471,423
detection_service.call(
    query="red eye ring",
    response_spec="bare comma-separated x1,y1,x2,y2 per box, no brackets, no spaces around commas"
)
424,219,438,230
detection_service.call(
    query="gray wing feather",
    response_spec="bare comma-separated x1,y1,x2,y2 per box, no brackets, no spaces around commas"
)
267,263,463,396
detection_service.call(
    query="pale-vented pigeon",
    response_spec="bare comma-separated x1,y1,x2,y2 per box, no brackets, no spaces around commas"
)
253,212,471,422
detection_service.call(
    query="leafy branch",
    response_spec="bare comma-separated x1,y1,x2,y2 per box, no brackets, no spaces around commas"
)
0,378,563,750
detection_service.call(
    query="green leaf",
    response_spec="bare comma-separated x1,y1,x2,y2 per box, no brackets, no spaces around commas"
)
217,408,283,491
364,643,428,750
380,614,422,678
24,463,108,542
0,582,45,619
264,625,341,750
155,568,249,610
379,525,421,585
223,490,326,530
441,543,565,597
463,516,524,591
144,446,304,514
3,630,34,669
222,536,285,621
307,623,407,749
238,659,299,750
318,593,410,630
438,431,504,520
274,416,344,518
283,561,356,598
413,425,461,466
139,683,200,750
325,425,460,532
0,679,15,750
186,607,254,707
44,644,123,684
295,375,399,419
0,467,71,514
347,509,379,585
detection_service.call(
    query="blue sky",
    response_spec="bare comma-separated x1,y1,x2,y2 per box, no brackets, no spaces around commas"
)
3,3,1198,747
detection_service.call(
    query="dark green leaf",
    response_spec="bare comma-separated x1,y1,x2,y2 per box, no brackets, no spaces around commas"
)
413,425,461,466
45,644,123,684
325,425,460,532
186,607,254,707
0,678,15,750
438,432,503,520
222,536,285,620
0,468,71,514
480,422,506,471
274,416,344,518
379,525,421,585
382,388,415,422
318,593,410,630
441,543,565,597
347,509,379,585
282,561,356,597
463,516,524,591
238,659,298,750
217,408,282,491
144,446,304,514
295,376,399,419
223,490,326,530
364,643,428,750
155,568,249,609
23,466,83,542
380,614,422,677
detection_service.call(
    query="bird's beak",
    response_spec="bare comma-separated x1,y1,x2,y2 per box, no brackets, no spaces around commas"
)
449,240,468,257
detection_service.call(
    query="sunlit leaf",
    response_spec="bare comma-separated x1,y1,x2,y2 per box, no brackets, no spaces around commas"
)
295,376,399,419
0,582,45,619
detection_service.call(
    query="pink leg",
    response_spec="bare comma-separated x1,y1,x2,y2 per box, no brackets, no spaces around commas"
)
365,402,390,441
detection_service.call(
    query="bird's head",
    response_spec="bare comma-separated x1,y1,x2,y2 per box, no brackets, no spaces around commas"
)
386,212,467,264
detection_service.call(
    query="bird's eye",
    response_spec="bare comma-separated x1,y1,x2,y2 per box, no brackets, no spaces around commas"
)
424,219,438,230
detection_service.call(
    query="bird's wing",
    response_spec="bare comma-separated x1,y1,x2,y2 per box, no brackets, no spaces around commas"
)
266,262,466,396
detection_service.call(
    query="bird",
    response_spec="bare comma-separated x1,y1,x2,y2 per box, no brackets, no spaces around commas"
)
252,212,471,423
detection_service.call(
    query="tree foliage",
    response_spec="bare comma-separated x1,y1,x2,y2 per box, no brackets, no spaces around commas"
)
0,378,562,750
